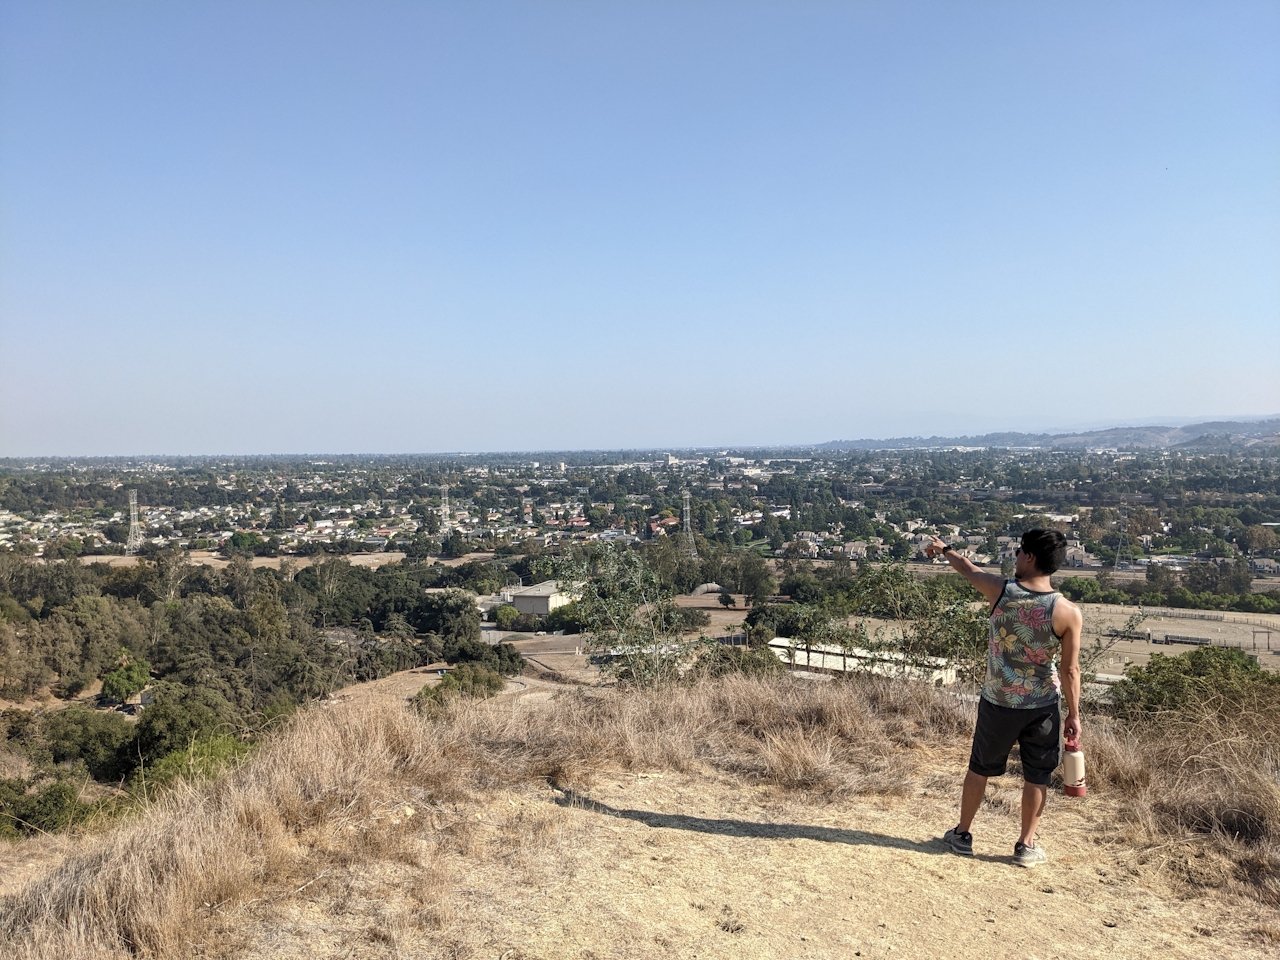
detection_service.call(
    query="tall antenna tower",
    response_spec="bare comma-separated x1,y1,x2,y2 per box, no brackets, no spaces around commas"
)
125,490,144,556
1113,508,1134,571
682,489,698,559
440,485,451,534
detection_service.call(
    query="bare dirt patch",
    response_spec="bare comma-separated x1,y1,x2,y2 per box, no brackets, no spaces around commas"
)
76,551,408,572
188,772,1279,960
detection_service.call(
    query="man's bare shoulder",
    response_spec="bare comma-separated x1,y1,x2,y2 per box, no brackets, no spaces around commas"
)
1054,594,1083,626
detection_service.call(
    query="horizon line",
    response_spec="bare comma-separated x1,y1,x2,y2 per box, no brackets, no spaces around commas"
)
2,414,1277,462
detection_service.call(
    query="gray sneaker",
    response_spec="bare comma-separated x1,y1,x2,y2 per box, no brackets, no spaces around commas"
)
1013,840,1046,868
942,827,973,856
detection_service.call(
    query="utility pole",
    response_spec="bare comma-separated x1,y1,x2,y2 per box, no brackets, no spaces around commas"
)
126,490,144,556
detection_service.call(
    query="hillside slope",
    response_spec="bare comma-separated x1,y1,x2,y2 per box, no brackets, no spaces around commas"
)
2,675,1277,959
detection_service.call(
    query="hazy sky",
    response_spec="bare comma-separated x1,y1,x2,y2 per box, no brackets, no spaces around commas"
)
2,2,1277,455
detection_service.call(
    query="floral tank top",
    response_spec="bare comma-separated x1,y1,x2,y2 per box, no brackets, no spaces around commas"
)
982,580,1062,709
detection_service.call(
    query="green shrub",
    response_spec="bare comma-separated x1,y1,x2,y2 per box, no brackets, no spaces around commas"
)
134,686,235,766
544,601,582,634
100,658,151,702
40,706,135,782
144,734,251,791
441,636,525,675
677,608,712,632
0,779,91,839
692,644,783,679
511,611,542,632
1111,645,1280,715
411,663,506,706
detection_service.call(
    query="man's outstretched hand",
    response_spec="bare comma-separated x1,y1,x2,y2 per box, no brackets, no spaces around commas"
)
924,535,948,559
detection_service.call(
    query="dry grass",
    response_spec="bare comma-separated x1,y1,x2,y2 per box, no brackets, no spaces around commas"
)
0,674,968,957
1085,687,1280,903
2,671,1278,957
0,746,31,780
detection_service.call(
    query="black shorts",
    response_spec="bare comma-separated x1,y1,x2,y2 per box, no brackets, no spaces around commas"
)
968,697,1061,786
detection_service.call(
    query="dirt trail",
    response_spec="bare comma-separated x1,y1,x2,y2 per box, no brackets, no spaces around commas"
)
204,662,1278,958
209,768,1276,960
6,666,1277,958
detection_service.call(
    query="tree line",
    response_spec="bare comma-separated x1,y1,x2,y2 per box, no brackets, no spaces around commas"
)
0,550,525,836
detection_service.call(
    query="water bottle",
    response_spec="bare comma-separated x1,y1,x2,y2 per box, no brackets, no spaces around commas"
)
1062,737,1087,797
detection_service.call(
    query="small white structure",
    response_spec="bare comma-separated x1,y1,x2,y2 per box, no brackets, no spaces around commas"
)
509,580,573,616
769,638,958,686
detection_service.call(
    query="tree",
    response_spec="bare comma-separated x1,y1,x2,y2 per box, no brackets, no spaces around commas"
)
134,685,235,765
410,589,481,646
225,531,264,557
493,604,519,630
718,590,736,608
556,546,699,686
224,555,257,609
1242,525,1277,554
154,549,192,602
441,531,468,559
101,656,151,702
44,537,83,560
1145,563,1179,594
402,534,438,560
729,550,776,607
40,706,135,781
383,611,415,638
312,556,351,626
1221,559,1254,595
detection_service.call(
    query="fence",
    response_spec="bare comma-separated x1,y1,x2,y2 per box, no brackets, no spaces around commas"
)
1088,603,1280,628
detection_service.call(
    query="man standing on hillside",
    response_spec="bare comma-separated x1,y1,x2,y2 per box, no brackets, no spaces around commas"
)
925,529,1082,867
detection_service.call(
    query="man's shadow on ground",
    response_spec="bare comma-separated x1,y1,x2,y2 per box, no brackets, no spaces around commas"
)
554,789,1007,863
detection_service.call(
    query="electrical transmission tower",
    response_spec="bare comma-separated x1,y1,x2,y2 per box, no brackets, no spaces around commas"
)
125,490,144,556
1113,509,1134,571
683,489,699,559
440,485,451,534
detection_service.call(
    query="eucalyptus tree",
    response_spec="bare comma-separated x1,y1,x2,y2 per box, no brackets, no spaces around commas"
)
556,546,703,686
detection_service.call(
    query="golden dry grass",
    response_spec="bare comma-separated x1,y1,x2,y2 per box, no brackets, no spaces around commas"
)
0,675,969,957
1085,687,1280,903
1,672,1277,957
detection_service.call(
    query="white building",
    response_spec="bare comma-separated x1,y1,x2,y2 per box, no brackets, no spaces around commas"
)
508,580,573,616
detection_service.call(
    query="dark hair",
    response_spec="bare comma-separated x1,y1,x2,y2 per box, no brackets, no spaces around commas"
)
1021,528,1067,575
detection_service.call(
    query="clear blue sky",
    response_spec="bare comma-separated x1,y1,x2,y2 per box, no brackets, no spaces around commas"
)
2,2,1277,455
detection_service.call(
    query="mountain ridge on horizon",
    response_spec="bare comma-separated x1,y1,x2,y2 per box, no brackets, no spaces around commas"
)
817,416,1280,452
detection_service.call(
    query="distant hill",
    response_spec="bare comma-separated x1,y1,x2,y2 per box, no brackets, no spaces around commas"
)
819,418,1280,452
